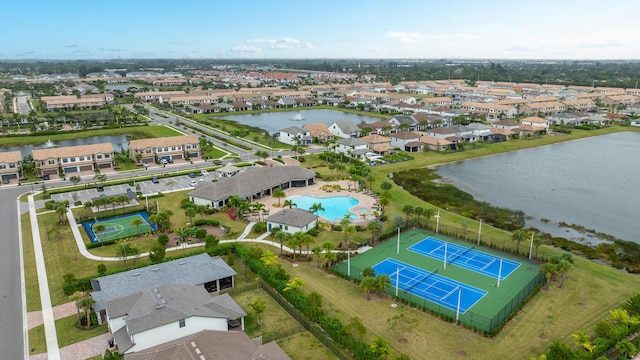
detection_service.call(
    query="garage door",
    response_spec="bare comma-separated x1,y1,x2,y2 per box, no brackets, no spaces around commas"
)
172,154,183,160
98,163,112,169
43,169,58,176
63,166,79,173
79,165,94,171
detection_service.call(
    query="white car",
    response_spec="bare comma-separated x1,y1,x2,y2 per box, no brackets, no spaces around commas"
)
200,169,209,176
189,180,198,187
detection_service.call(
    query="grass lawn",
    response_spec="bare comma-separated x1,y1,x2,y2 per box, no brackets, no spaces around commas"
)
277,332,338,360
21,212,42,312
28,325,46,355
233,289,303,340
0,124,181,147
55,314,108,348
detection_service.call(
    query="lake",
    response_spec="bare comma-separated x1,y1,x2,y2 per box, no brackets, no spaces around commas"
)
219,109,383,134
1,135,130,157
434,131,640,244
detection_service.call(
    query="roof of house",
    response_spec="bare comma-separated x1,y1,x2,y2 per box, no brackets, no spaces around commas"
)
429,127,457,135
336,137,368,147
129,135,199,150
279,126,307,135
420,135,453,146
389,131,420,140
0,151,22,163
91,254,235,312
303,123,333,137
330,121,360,134
265,208,318,227
106,285,246,335
492,120,519,127
123,329,291,360
359,134,390,144
390,115,416,125
189,166,314,202
32,143,114,160
278,97,297,105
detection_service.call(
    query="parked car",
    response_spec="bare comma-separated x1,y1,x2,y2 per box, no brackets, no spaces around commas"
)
97,185,104,192
160,159,168,165
188,172,196,178
200,169,209,176
43,174,50,181
188,180,198,187
151,176,159,184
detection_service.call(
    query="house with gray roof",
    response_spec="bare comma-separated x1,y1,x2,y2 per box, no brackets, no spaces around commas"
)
189,166,315,209
278,125,312,145
107,284,247,354
329,120,360,138
334,137,369,156
91,254,236,324
266,208,319,234
389,131,422,152
123,329,291,360
388,115,419,131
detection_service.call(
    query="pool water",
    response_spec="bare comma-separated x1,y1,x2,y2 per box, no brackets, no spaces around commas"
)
287,195,359,221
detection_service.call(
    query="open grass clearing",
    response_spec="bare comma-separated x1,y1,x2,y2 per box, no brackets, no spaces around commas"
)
233,289,303,340
277,332,338,360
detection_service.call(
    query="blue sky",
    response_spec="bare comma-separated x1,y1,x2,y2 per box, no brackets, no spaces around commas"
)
2,0,640,60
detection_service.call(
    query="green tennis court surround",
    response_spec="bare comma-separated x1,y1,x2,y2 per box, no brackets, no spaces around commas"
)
83,212,156,243
333,228,543,334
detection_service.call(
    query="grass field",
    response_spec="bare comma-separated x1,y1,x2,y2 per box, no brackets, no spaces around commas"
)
333,228,542,333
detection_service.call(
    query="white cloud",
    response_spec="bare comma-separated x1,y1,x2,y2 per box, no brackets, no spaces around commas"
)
387,31,478,43
371,48,390,53
247,38,277,44
305,42,315,49
230,45,262,53
246,37,311,50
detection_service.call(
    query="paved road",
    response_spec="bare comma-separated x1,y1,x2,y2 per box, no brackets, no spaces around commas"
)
0,186,29,359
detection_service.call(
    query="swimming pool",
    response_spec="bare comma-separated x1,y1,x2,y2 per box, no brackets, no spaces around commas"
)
287,195,359,221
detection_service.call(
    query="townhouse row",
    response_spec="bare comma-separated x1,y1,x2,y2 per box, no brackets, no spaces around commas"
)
0,135,199,183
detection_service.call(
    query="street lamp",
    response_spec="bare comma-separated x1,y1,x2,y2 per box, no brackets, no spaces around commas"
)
434,210,441,234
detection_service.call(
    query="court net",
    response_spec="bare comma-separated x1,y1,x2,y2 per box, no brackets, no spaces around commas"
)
405,267,439,292
448,245,475,264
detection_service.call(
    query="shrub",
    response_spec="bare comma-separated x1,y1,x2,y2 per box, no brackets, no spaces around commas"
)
157,234,169,246
97,264,107,276
195,228,207,240
307,228,319,237
252,222,267,234
194,219,221,226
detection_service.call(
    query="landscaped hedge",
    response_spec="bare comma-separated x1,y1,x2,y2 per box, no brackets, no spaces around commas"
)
194,219,221,226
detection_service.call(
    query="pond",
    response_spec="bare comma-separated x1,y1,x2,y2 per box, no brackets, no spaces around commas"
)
218,109,384,134
1,135,130,157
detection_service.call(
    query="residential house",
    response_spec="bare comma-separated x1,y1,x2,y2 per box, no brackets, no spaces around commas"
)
334,137,369,156
32,143,114,178
128,135,200,165
189,166,315,209
419,135,453,152
277,97,298,108
215,164,242,179
91,254,237,324
0,151,22,183
486,128,515,141
278,126,312,146
123,330,291,360
547,112,584,126
492,119,520,130
41,94,114,111
466,123,493,139
107,284,246,355
427,127,458,143
265,208,319,233
389,131,422,152
520,116,549,131
329,121,360,138
461,102,517,119
388,115,418,131
360,120,396,135
303,123,334,143
359,134,394,154
520,101,566,116
449,125,477,143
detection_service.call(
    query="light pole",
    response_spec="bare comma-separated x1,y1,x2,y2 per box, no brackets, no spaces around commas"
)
396,227,400,254
528,232,534,260
434,210,441,234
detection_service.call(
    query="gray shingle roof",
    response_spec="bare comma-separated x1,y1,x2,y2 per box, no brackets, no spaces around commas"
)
336,137,367,146
91,254,235,312
331,121,360,134
265,208,318,228
106,284,247,335
189,166,315,202
123,330,291,360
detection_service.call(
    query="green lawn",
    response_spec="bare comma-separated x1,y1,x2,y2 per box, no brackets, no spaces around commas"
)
28,324,46,355
55,314,109,348
277,332,338,360
21,213,41,312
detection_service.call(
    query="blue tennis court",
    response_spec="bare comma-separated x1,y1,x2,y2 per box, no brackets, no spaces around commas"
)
372,258,487,314
408,237,520,280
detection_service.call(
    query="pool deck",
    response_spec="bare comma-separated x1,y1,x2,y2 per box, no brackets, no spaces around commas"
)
260,180,378,223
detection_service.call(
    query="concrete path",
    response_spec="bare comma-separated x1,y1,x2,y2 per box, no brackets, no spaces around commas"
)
28,194,61,360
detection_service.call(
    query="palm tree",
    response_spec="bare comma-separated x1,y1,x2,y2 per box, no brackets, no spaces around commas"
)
309,202,325,215
370,336,394,360
374,274,391,297
424,208,435,228
274,230,288,255
284,277,305,291
540,262,557,290
322,241,336,267
83,201,93,220
414,206,424,227
512,229,526,254
360,276,376,300
299,232,315,256
272,188,285,207
251,202,266,221
249,298,267,327
260,250,278,266
148,214,161,233
69,291,85,325
367,220,382,245
94,224,106,245
283,199,296,209
185,207,197,224
340,214,352,245
77,296,96,329
533,236,544,258
55,205,67,225
402,204,414,226
115,240,139,268
131,218,144,237
288,234,301,260
311,246,322,267
162,210,174,232
116,194,130,214
556,259,572,289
